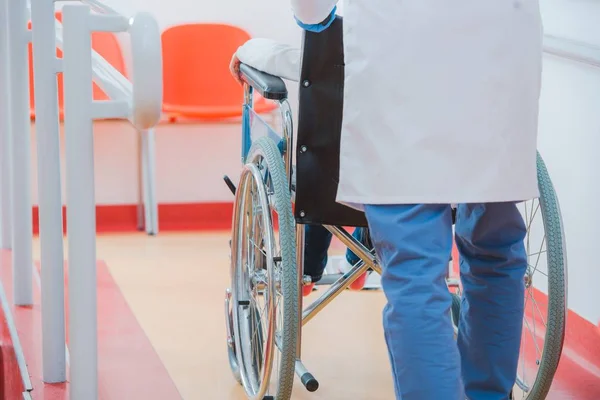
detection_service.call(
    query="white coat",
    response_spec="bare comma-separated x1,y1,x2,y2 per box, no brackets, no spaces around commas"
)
291,0,543,209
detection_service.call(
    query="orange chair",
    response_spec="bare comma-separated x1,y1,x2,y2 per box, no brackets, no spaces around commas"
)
28,12,127,120
161,23,277,122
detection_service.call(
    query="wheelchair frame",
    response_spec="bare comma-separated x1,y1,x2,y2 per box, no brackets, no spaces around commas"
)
229,79,463,396
244,81,384,315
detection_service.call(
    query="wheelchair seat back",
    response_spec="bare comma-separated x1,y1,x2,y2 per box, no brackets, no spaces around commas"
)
294,16,368,227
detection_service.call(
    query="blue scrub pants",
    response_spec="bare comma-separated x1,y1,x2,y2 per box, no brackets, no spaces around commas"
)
364,203,526,400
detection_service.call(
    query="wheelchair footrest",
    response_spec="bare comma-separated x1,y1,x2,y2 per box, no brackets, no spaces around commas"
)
314,274,342,285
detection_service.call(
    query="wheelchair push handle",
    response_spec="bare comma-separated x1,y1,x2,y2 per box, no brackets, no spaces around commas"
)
240,63,288,101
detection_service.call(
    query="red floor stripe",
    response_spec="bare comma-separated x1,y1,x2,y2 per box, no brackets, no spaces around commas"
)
0,288,25,399
0,251,181,399
0,251,67,400
31,202,234,234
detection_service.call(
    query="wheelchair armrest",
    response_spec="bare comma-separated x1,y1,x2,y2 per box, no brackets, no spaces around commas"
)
240,63,288,101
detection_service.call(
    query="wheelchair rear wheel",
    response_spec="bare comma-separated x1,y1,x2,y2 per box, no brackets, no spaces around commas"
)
515,152,567,399
451,152,567,399
227,137,298,400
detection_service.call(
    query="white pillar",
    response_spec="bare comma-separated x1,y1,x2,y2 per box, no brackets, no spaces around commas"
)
62,5,98,399
8,0,34,306
31,0,67,383
0,0,12,250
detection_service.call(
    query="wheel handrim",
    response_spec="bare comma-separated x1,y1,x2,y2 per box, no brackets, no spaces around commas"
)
515,198,548,397
232,164,277,400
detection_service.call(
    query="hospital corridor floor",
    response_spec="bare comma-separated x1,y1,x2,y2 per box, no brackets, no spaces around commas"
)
29,232,596,399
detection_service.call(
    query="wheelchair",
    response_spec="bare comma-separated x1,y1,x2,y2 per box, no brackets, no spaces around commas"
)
224,16,567,400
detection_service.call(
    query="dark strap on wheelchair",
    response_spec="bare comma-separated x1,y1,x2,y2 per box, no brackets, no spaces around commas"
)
294,16,368,227
240,63,288,101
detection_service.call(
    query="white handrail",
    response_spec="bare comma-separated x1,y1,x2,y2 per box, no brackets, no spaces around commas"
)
53,20,132,108
53,14,162,130
28,0,162,129
81,0,120,15
543,34,600,68
27,1,162,396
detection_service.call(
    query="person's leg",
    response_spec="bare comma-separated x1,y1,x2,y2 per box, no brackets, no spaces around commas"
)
455,202,527,400
364,204,462,400
343,227,373,290
302,224,333,296
345,227,372,265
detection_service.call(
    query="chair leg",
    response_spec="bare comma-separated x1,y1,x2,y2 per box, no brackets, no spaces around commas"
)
136,129,145,231
141,128,159,235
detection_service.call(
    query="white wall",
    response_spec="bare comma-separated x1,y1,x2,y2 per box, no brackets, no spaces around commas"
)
99,0,305,46
32,0,598,324
538,55,600,326
29,120,246,205
537,0,600,325
541,0,600,46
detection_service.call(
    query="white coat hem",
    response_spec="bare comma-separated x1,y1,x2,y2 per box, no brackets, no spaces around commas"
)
336,190,540,212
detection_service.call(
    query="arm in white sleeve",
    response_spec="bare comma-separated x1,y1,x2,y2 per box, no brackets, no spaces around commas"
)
291,0,339,25
236,39,302,82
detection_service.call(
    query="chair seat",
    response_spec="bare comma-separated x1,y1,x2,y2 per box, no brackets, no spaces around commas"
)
163,96,277,121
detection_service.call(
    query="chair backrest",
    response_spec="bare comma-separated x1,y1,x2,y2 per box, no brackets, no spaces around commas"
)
161,23,251,107
28,12,127,114
294,16,368,227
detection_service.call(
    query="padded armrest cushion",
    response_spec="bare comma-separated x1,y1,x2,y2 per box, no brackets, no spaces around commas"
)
240,63,288,101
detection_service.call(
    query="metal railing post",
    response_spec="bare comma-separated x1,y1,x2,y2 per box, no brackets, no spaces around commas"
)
31,0,67,383
8,0,34,306
62,4,97,399
0,0,12,250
